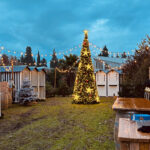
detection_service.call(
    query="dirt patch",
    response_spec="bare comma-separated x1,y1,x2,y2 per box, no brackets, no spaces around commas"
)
13,115,47,130
20,108,35,118
41,108,78,139
42,98,66,106
0,108,47,138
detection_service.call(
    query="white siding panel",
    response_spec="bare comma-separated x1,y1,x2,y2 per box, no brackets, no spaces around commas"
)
96,71,107,96
97,86,106,96
96,71,106,86
108,71,119,96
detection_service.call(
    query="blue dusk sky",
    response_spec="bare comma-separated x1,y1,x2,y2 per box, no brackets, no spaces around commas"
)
0,0,150,59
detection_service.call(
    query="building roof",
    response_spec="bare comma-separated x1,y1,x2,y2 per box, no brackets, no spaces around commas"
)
93,56,127,68
36,67,47,72
28,66,36,71
0,65,47,73
95,56,127,64
0,65,28,72
93,56,127,69
95,69,122,74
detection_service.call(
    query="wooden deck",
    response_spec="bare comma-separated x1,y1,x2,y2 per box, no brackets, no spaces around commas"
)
112,98,150,111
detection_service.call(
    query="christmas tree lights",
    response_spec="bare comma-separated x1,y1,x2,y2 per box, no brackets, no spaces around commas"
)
72,30,100,104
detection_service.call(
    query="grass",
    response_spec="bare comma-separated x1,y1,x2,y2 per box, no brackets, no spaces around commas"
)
0,97,115,150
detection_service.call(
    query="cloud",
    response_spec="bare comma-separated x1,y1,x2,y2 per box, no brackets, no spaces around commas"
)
90,19,109,33
0,0,150,58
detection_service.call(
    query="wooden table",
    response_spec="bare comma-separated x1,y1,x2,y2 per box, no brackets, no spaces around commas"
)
112,98,150,112
118,118,150,150
112,98,150,150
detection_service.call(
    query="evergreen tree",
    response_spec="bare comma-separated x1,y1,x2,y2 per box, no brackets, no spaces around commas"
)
50,49,58,68
100,45,109,57
41,58,47,67
121,52,127,58
121,35,150,97
37,51,41,67
58,54,79,88
33,58,36,66
10,56,20,66
19,78,37,105
24,46,34,65
73,30,99,104
116,53,120,58
1,54,9,66
20,55,25,64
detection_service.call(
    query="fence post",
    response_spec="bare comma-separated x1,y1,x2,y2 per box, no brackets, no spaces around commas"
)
0,92,1,117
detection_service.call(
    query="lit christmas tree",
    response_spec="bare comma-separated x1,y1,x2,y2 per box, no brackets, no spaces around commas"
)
72,30,100,104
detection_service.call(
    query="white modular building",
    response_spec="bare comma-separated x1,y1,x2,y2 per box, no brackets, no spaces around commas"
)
0,65,46,101
96,70,121,97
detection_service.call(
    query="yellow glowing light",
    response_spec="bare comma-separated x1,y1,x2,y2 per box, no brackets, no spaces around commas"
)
79,63,82,68
74,94,79,100
83,50,88,56
86,64,91,70
87,87,92,93
96,97,100,102
146,46,149,50
93,74,95,80
84,30,88,35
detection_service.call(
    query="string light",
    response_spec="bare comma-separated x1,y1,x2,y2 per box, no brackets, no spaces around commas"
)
0,42,133,59
0,57,12,71
55,58,79,73
0,42,135,71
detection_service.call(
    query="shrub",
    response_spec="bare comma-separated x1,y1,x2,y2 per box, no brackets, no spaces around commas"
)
57,80,70,97
46,82,58,97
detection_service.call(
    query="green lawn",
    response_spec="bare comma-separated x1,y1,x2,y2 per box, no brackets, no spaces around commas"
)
0,97,115,150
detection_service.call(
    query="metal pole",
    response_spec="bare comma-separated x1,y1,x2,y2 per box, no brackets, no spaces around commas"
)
11,59,14,101
11,59,14,80
54,68,56,88
0,93,1,117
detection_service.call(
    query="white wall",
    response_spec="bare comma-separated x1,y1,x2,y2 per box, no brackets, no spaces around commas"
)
96,70,120,97
96,71,107,96
107,71,119,96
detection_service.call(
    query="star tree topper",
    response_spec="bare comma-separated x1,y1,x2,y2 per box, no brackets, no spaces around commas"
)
84,30,88,35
